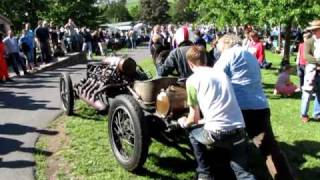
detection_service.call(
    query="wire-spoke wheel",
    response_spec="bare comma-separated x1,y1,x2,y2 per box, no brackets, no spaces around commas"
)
59,73,74,115
108,95,149,172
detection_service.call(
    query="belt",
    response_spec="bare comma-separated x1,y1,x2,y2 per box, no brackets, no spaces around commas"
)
209,128,245,137
208,128,246,146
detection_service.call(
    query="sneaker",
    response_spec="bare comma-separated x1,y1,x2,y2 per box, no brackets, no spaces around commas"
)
301,116,309,123
313,116,320,121
273,89,278,95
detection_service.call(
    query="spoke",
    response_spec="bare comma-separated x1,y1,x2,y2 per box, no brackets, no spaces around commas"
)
112,106,136,160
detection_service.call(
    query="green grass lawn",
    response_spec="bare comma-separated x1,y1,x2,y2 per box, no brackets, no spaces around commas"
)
36,51,320,180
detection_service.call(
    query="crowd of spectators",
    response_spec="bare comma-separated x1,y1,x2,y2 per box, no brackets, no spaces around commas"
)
0,18,149,83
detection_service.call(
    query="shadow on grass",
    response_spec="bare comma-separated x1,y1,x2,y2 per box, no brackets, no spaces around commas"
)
280,140,320,179
148,153,196,173
248,140,320,180
72,112,105,121
135,167,183,180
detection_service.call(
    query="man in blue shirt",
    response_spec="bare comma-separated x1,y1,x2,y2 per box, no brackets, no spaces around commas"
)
213,34,294,180
19,28,34,71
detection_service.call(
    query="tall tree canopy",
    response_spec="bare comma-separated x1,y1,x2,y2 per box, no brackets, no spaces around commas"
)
191,0,320,62
171,0,197,24
101,0,133,23
40,0,101,27
0,0,49,29
0,0,101,29
140,0,170,25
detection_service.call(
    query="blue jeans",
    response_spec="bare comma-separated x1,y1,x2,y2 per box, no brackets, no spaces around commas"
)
301,91,320,117
189,127,255,180
8,53,27,75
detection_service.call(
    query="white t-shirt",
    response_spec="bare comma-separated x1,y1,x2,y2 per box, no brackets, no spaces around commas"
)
186,67,245,132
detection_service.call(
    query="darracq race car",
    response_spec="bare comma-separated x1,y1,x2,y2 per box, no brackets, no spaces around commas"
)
59,56,193,172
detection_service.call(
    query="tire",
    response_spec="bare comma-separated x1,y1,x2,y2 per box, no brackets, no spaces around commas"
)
59,72,74,115
108,95,149,172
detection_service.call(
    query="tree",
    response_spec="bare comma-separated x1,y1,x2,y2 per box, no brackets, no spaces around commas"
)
102,1,133,23
171,0,197,23
140,0,170,25
258,0,320,63
39,0,101,28
0,0,49,29
191,0,320,63
129,5,141,21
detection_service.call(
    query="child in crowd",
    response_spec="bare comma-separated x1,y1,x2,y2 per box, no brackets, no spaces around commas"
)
274,64,298,96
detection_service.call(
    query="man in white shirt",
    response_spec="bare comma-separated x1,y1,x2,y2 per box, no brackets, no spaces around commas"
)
178,46,255,180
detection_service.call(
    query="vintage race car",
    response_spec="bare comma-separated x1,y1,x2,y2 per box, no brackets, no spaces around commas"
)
59,56,192,172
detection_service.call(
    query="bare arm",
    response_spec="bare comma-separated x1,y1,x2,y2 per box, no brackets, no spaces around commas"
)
304,38,317,64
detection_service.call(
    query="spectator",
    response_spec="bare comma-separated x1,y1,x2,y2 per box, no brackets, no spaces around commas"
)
24,23,36,67
242,30,251,49
178,45,255,180
274,64,298,96
58,26,67,54
151,34,170,69
97,28,105,56
0,32,11,82
248,31,272,69
82,28,93,60
214,34,295,180
167,24,175,49
194,29,207,48
156,26,194,78
34,20,42,66
207,38,220,66
19,29,34,71
36,21,52,63
129,29,137,50
91,30,99,55
49,22,59,50
149,25,162,54
3,30,28,76
300,20,320,123
161,25,171,49
296,32,312,89
65,18,79,51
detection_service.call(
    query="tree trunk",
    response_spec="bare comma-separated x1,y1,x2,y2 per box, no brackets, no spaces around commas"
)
283,22,292,64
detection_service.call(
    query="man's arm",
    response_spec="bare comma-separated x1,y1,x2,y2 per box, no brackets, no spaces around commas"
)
178,81,201,128
157,50,177,77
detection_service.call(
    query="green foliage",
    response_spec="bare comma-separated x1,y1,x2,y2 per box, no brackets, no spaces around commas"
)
128,5,141,21
101,1,133,23
39,0,101,27
171,0,197,24
0,0,101,29
191,0,320,28
140,0,171,25
191,0,320,62
0,0,49,28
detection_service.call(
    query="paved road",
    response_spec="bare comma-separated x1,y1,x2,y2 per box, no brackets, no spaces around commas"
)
0,65,86,180
117,45,151,61
0,46,150,180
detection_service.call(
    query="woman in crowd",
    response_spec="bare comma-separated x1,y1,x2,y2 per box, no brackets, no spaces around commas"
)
248,31,272,69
